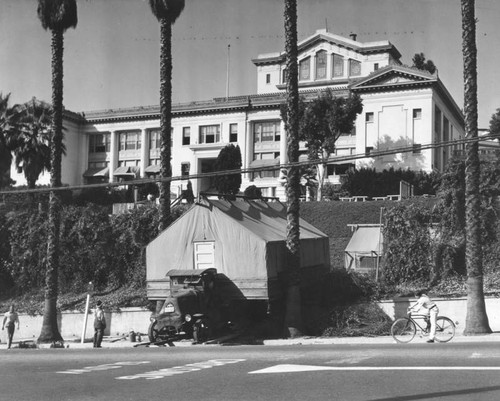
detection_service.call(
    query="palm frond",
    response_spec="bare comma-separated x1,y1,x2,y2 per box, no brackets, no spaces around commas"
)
37,0,77,32
149,0,185,23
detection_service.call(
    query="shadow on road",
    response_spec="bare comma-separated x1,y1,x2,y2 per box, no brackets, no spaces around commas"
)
369,385,500,401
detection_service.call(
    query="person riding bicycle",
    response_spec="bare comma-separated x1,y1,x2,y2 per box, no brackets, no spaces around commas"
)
408,290,438,343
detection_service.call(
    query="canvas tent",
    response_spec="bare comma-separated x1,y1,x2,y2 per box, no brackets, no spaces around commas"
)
344,224,383,274
146,198,330,301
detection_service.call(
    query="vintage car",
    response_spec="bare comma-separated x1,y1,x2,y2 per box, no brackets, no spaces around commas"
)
148,268,222,344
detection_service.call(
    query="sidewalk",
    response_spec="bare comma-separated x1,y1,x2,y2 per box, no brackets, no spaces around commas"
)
2,332,500,349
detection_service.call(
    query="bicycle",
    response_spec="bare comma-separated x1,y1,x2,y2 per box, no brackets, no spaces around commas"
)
391,309,456,343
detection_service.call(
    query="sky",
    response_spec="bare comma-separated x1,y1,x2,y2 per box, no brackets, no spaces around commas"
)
1,0,499,127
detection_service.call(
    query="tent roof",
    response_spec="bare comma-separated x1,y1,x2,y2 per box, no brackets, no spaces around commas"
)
204,198,328,242
345,226,383,254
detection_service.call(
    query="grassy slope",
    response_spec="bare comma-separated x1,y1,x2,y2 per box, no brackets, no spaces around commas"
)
301,200,393,269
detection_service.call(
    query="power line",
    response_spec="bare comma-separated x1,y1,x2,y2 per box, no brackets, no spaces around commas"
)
0,133,498,197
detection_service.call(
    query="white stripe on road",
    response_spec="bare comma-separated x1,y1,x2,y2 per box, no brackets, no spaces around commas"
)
248,364,500,374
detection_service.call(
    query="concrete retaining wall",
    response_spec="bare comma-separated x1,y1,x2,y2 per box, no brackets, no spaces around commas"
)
2,296,499,343
1,307,152,343
376,296,500,332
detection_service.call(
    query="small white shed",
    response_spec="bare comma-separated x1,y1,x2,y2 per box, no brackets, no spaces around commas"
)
344,224,383,274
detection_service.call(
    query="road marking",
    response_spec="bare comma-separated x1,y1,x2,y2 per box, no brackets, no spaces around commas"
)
116,359,246,380
57,361,150,375
248,364,500,374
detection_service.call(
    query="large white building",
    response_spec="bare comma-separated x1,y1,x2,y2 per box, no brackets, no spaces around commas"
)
11,30,465,200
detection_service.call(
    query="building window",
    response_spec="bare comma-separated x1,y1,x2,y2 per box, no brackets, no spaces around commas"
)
266,73,271,84
181,162,190,177
89,133,110,153
349,59,361,76
282,68,287,84
374,63,379,71
182,127,190,146
315,50,327,80
199,125,220,144
435,106,442,134
332,54,344,77
365,112,374,123
252,152,280,179
118,160,139,167
253,121,281,143
413,109,422,119
119,131,141,151
299,57,310,81
149,129,160,150
229,123,238,142
88,161,108,169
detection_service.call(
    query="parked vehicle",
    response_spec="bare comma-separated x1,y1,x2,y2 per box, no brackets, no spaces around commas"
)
148,268,221,344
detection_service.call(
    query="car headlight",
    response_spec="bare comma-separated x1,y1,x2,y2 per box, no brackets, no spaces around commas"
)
185,314,192,322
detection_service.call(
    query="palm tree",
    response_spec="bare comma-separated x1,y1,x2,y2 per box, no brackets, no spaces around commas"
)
283,0,303,337
149,0,185,231
9,98,53,190
0,93,19,189
37,0,77,344
461,0,492,334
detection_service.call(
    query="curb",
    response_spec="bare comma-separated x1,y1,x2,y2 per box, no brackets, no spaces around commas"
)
2,333,500,349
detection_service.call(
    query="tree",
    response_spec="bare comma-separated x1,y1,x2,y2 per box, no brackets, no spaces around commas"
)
9,98,54,190
243,185,262,199
411,52,437,74
488,108,500,140
37,0,78,344
282,0,303,337
213,144,242,199
0,93,19,189
149,0,185,231
301,89,362,200
460,0,492,335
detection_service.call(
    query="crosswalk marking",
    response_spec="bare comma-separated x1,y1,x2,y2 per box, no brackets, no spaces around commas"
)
248,364,500,374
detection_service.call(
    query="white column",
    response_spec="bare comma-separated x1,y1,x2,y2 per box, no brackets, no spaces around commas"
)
279,121,287,165
140,129,148,178
245,120,253,181
109,131,118,183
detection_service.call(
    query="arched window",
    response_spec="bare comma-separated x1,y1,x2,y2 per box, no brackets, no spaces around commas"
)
315,50,327,80
299,57,311,81
349,59,361,76
332,54,344,77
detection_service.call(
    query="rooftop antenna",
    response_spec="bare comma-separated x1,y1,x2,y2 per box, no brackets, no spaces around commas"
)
226,44,230,98
325,18,328,32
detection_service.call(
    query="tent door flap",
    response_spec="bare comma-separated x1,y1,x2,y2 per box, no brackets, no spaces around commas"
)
194,241,215,269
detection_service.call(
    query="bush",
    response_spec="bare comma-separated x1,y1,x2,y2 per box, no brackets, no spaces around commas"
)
383,203,435,285
0,201,191,297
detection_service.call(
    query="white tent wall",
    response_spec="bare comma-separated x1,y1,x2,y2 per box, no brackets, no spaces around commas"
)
146,199,330,301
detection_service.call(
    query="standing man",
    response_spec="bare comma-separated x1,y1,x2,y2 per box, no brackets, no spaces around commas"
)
409,290,439,343
2,305,20,349
93,300,106,348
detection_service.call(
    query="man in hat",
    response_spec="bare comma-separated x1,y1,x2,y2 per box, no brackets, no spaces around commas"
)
2,305,20,349
93,300,106,348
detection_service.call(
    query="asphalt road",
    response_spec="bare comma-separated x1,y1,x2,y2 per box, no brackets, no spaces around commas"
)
1,342,500,401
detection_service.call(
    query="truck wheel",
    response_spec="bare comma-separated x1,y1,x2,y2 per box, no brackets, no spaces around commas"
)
193,320,209,343
148,321,159,342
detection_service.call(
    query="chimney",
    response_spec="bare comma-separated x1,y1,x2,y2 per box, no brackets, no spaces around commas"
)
349,33,357,41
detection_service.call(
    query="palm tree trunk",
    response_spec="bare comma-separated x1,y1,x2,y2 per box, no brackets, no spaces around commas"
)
38,29,64,343
461,0,491,335
159,17,173,232
283,0,302,337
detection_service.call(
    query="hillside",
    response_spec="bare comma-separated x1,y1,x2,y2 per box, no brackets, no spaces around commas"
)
300,198,438,269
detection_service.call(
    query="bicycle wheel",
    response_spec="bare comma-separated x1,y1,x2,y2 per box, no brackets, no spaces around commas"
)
434,316,455,343
391,318,416,343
